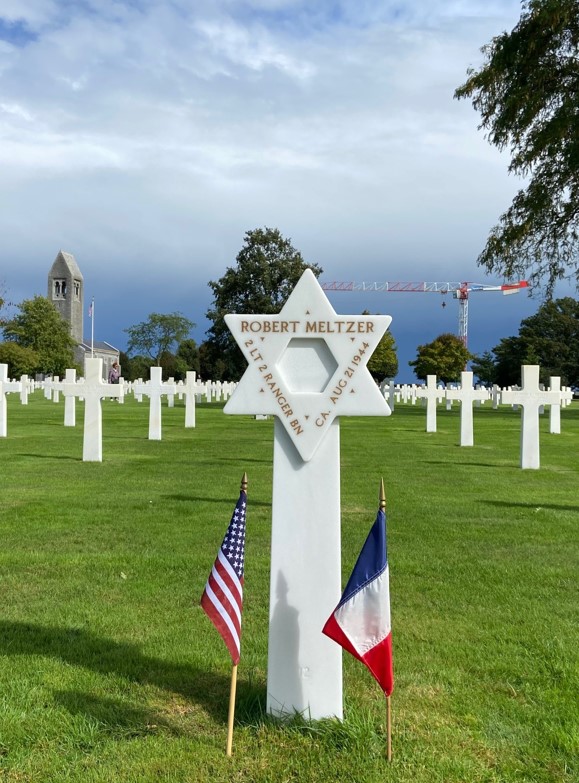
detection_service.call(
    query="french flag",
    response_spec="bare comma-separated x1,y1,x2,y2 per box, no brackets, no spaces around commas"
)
322,506,393,696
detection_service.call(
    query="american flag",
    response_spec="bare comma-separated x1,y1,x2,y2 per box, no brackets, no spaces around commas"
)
88,301,93,317
201,488,247,664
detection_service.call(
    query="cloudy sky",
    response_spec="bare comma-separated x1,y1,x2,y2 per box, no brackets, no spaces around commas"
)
0,0,567,379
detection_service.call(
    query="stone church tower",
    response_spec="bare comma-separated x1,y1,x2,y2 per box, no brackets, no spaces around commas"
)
47,250,84,344
46,250,119,376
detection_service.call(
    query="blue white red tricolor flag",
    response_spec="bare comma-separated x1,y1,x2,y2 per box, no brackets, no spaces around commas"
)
322,504,393,696
201,488,247,664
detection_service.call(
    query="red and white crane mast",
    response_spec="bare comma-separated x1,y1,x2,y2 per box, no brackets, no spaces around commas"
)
320,280,529,348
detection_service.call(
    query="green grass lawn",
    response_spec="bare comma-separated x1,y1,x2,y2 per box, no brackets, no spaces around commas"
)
0,394,577,783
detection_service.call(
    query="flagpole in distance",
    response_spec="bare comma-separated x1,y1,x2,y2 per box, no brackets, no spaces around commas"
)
225,471,248,757
380,478,392,763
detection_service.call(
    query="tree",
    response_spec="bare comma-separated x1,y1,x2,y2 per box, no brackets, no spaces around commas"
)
198,340,227,381
470,351,497,385
0,281,8,327
124,312,195,365
454,0,579,294
118,350,131,379
176,338,200,375
492,296,579,386
204,227,323,380
0,342,39,377
491,335,540,387
409,333,473,383
2,295,77,375
362,312,398,380
126,355,154,382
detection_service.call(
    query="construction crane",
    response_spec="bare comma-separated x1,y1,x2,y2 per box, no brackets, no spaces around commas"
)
320,280,529,348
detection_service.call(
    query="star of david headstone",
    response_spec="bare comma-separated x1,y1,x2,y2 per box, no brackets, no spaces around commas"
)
222,270,394,719
224,269,392,461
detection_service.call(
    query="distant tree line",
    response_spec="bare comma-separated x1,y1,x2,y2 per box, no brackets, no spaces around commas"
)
1,229,577,388
470,298,579,387
409,299,579,387
0,295,78,376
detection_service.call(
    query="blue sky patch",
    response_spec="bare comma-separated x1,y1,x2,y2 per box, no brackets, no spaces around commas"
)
0,18,37,47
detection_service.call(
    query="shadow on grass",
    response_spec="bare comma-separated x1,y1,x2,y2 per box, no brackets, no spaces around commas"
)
482,500,579,513
0,621,266,730
53,689,181,737
163,494,272,508
197,456,273,466
16,453,80,461
422,460,519,469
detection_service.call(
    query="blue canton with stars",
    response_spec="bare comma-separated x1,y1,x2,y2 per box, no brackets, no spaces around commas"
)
220,491,247,579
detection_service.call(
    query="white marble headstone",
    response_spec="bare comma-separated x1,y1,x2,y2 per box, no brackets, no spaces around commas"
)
62,358,122,461
224,269,392,720
445,372,487,446
0,364,22,437
501,365,561,468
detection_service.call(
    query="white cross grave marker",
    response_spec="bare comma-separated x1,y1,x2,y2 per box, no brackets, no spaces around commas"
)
0,364,22,437
183,371,206,428
548,376,562,434
63,368,77,427
44,377,53,400
167,377,176,408
561,386,573,408
415,374,438,433
501,365,561,468
224,270,392,720
52,376,61,403
61,358,122,461
117,377,125,404
445,371,487,446
133,367,177,440
20,375,29,405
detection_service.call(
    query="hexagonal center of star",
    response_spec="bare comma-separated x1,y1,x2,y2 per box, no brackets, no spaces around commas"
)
277,338,338,393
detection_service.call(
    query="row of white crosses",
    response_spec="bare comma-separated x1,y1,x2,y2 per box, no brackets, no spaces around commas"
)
411,367,568,469
0,362,228,460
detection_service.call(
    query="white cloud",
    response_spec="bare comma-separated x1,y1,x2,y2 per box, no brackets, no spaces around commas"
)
1,0,544,374
0,0,59,29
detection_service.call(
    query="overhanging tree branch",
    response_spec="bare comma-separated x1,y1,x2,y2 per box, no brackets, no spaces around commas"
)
455,0,579,294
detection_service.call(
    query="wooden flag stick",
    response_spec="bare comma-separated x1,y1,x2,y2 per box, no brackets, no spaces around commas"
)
226,663,238,757
387,694,392,762
225,472,247,757
380,479,392,762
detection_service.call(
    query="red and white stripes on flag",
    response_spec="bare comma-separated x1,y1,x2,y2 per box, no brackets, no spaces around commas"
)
201,489,247,664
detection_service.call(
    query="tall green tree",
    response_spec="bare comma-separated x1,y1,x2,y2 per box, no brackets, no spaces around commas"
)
2,296,77,375
126,355,154,382
176,338,200,375
362,312,398,380
492,296,579,386
491,335,540,387
409,333,472,383
204,227,322,380
470,351,498,385
0,282,7,327
124,312,195,365
455,0,579,294
0,343,39,377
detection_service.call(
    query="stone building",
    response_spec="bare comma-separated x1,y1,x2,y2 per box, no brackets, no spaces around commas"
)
47,250,119,377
